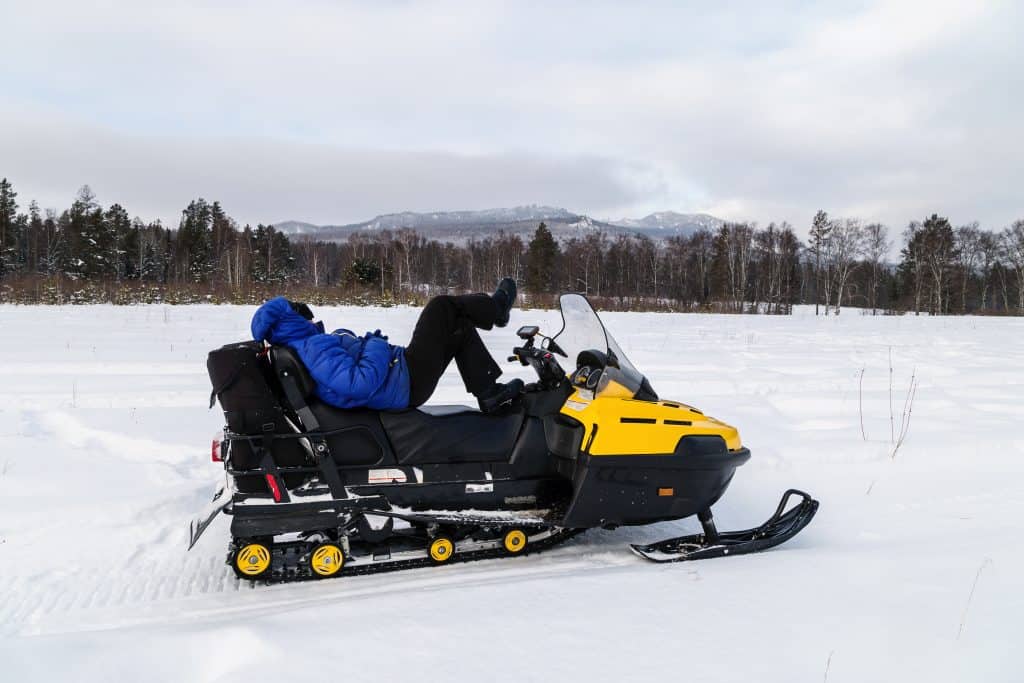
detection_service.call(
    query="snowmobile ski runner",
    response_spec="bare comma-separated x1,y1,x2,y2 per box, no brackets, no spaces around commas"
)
190,293,818,582
629,489,818,562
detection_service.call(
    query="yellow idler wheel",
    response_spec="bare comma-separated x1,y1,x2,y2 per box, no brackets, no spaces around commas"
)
309,543,345,578
502,528,528,555
428,536,455,564
233,542,272,580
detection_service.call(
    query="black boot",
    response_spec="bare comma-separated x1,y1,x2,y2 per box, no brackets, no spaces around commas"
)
492,277,517,328
476,379,524,413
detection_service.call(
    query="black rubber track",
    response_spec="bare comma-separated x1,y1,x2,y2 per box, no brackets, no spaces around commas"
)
232,528,584,584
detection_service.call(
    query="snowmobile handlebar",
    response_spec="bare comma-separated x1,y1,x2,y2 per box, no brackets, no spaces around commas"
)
509,342,566,390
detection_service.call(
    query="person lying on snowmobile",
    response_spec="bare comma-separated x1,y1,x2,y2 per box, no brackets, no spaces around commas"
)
250,278,522,413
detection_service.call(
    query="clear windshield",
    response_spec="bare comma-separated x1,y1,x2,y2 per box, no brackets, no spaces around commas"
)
552,294,647,398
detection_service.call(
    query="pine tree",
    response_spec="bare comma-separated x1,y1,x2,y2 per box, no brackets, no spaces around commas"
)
0,178,19,277
270,227,295,283
177,199,214,281
809,210,832,315
26,201,43,273
249,224,295,283
118,217,143,280
62,185,100,279
210,201,235,282
104,203,131,279
525,222,560,294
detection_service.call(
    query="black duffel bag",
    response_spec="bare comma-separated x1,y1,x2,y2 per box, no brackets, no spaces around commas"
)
207,341,310,491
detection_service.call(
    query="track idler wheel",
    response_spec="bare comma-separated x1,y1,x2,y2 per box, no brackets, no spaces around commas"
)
502,528,528,555
309,543,345,578
428,536,455,564
232,541,272,580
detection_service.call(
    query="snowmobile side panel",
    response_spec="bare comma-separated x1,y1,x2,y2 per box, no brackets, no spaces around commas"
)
542,413,586,461
348,477,570,512
558,446,750,528
508,417,558,478
228,495,391,538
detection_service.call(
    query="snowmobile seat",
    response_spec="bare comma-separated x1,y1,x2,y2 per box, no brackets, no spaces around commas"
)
268,345,524,466
379,407,524,465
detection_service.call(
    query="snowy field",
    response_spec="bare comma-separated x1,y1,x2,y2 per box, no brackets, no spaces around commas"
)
0,303,1021,682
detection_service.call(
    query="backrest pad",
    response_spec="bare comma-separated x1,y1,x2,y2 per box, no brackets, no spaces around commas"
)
269,345,317,399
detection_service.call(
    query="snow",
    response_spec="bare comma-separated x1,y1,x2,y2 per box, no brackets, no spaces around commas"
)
0,304,1020,682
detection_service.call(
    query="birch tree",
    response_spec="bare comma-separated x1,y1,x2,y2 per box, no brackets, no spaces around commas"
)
828,218,865,314
864,223,891,314
1002,220,1024,313
953,223,981,313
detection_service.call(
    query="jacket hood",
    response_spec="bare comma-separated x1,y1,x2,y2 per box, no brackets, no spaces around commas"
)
251,297,322,345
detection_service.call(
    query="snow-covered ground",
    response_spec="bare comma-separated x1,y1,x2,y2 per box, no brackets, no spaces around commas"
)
0,304,1020,682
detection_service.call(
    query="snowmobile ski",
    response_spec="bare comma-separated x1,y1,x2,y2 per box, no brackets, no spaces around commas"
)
629,489,819,563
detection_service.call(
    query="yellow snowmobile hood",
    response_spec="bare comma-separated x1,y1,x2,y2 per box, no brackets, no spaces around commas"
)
560,389,743,456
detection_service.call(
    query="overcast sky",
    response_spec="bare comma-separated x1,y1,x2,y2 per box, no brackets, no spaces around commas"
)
1,0,1021,233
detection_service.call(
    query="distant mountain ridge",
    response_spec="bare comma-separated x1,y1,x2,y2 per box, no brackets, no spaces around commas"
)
612,211,723,233
274,205,723,244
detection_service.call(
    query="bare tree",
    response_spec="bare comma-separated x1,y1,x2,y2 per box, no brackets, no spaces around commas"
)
953,223,981,313
976,231,1000,310
393,228,418,290
1003,219,1024,313
720,223,754,312
864,223,891,314
920,214,956,315
828,218,865,314
901,221,926,315
298,236,324,287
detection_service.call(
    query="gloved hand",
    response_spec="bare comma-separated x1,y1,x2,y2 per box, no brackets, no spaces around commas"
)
369,329,388,341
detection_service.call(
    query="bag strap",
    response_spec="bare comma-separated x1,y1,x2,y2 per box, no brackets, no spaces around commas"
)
277,367,347,499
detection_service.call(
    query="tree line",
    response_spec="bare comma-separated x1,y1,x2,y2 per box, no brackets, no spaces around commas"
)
1,178,1022,314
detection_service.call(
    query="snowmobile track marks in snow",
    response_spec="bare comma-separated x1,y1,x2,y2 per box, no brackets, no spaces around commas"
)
5,532,631,637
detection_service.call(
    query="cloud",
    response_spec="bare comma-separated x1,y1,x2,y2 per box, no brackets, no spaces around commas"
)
0,109,653,226
1,0,1021,232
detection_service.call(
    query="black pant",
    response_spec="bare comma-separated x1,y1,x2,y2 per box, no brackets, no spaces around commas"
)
404,294,503,407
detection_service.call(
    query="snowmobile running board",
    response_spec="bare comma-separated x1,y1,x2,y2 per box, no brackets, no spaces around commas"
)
629,489,819,563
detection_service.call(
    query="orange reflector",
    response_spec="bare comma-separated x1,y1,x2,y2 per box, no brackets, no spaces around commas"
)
658,487,674,497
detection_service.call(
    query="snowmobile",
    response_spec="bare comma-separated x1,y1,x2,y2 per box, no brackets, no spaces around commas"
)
190,294,817,581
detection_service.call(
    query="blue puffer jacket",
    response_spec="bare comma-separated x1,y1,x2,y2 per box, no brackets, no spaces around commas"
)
251,297,410,411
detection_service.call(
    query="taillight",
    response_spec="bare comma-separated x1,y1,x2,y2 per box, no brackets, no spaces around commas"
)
211,431,224,462
265,474,283,502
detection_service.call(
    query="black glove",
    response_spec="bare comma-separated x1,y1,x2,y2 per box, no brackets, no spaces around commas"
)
370,329,389,341
288,300,315,321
